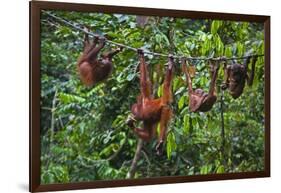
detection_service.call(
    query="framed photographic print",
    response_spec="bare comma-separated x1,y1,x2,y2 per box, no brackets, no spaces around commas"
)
30,1,270,192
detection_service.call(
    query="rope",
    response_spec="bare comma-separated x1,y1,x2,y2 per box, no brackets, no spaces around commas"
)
42,10,264,61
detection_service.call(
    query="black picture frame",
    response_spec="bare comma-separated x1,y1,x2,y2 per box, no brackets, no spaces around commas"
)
30,1,270,192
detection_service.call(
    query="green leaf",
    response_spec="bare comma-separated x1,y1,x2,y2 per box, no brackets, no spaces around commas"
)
178,95,185,110
183,115,189,134
155,34,162,44
200,165,212,174
214,34,224,56
99,144,119,157
157,84,164,97
166,132,177,159
58,92,85,103
224,45,232,57
211,20,223,34
216,165,225,174
156,123,161,136
200,165,209,174
236,42,245,57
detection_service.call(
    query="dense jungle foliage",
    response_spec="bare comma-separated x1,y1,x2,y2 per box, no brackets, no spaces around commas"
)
40,10,265,184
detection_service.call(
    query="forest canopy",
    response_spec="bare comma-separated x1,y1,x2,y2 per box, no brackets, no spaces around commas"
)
40,10,265,184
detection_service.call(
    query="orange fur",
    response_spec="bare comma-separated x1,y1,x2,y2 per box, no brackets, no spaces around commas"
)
77,34,121,86
182,58,219,112
128,50,174,155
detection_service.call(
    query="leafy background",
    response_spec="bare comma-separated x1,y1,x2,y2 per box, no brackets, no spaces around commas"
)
40,10,264,184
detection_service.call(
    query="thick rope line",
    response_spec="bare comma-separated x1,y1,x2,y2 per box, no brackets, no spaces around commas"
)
42,10,264,61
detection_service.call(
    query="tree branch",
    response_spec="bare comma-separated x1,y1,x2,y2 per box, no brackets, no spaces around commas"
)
50,90,58,143
127,139,144,178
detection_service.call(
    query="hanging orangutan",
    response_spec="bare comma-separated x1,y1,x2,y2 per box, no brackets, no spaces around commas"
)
127,49,174,155
77,30,122,86
182,58,220,112
222,56,257,99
